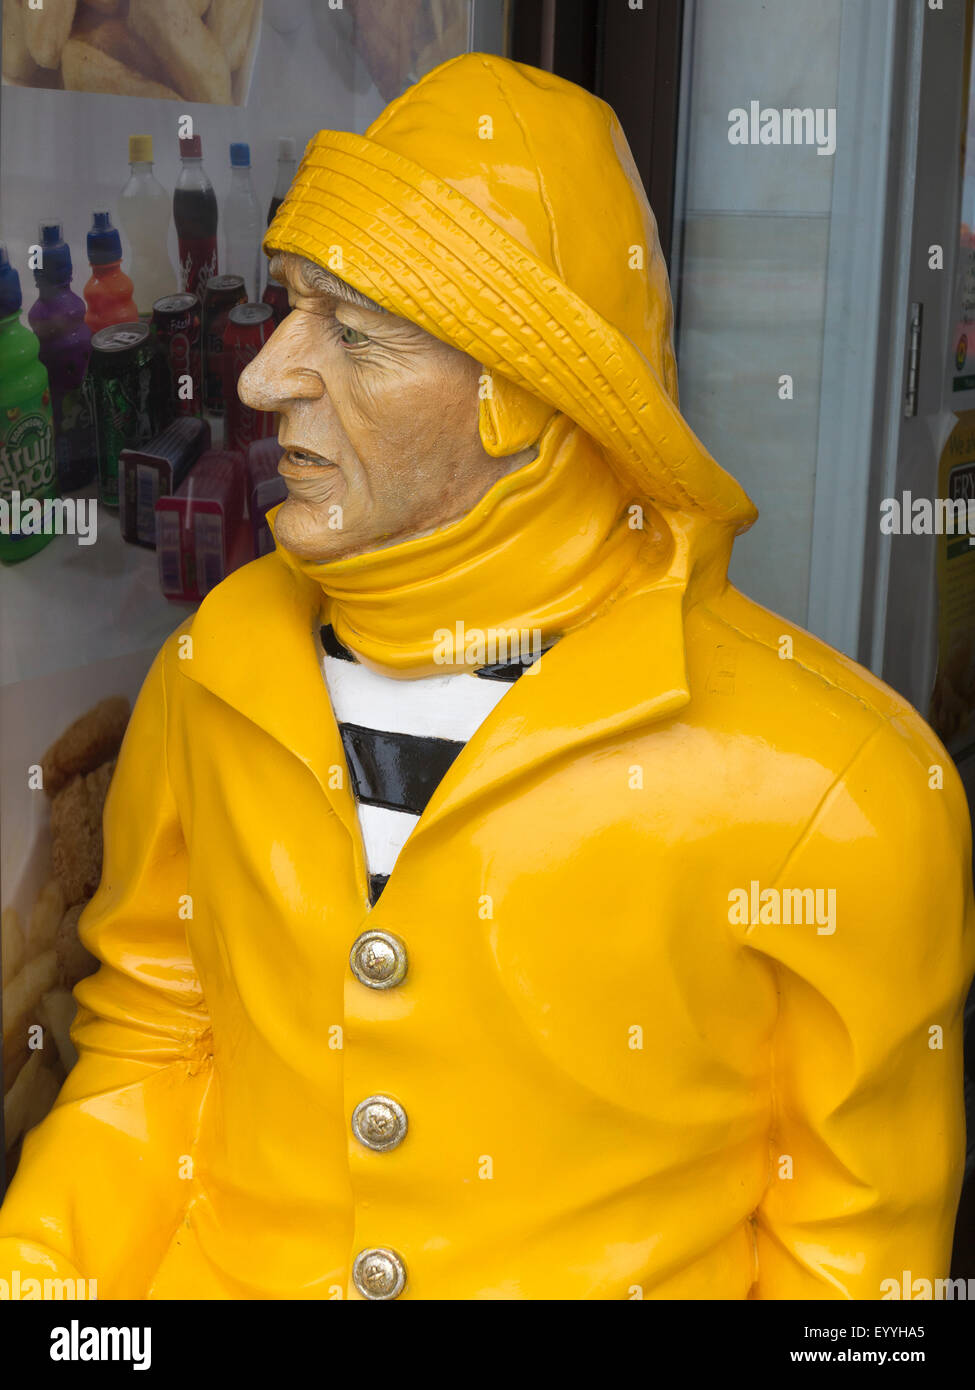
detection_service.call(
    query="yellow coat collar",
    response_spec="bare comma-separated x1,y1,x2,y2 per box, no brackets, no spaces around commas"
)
271,416,651,676
178,530,701,844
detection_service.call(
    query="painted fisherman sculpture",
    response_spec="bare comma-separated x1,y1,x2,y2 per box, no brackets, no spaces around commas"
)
2,55,973,1300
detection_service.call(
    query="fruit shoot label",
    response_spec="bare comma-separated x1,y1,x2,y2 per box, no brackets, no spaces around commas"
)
1,407,55,498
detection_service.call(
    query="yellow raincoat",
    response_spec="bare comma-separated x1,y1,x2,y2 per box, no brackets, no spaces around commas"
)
1,55,972,1300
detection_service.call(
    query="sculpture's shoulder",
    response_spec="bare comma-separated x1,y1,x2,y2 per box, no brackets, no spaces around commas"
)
692,585,974,976
163,544,305,647
157,548,315,703
688,583,955,798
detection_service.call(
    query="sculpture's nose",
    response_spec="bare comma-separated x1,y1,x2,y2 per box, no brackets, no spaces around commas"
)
237,314,323,414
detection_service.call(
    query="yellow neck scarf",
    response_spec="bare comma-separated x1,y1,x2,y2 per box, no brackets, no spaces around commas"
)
273,416,654,676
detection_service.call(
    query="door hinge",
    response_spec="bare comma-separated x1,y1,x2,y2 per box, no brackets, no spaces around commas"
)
904,301,923,418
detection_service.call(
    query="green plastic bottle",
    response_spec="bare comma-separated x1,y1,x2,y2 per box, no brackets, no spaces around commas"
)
0,243,56,563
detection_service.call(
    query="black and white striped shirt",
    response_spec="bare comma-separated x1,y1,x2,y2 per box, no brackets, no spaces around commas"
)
319,624,543,904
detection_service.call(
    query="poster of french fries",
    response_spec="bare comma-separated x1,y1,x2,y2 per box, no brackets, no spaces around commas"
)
348,0,474,101
2,0,264,105
2,699,128,1183
0,652,151,1190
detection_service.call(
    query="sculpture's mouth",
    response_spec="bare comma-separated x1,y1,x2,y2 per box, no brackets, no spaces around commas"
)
278,446,338,478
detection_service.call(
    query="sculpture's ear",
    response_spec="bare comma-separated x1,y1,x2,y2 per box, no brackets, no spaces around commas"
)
478,371,556,457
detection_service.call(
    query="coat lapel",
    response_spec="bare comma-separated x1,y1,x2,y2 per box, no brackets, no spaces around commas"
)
409,574,691,843
177,551,361,842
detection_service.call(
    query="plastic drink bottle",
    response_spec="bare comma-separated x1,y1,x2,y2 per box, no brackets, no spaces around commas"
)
174,134,219,297
224,142,263,303
263,136,295,326
28,222,96,493
83,211,139,333
0,244,56,563
118,134,176,316
267,136,297,222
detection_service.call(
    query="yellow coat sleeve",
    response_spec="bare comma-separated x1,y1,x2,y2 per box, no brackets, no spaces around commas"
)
746,715,975,1299
0,638,212,1298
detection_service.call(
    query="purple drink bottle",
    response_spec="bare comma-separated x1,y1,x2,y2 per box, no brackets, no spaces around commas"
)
28,222,96,492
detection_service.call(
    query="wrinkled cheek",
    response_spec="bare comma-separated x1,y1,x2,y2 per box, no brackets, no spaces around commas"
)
346,369,387,432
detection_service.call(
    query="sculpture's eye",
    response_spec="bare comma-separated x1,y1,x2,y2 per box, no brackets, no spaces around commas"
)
340,325,369,348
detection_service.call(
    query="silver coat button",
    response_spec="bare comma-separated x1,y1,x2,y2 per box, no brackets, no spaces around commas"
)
350,929,408,989
352,1094,408,1152
353,1247,407,1300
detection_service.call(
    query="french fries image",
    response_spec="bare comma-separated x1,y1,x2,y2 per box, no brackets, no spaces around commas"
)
4,1052,60,1153
129,0,232,105
62,38,181,99
5,0,258,101
28,879,65,954
3,701,129,1179
2,0,39,83
22,1066,61,1133
3,950,59,1056
4,987,63,1091
38,990,79,1074
0,916,32,1148
3,947,58,1092
2,907,26,983
2,901,93,1125
24,0,77,70
207,0,256,74
4,1052,42,1151
73,12,174,88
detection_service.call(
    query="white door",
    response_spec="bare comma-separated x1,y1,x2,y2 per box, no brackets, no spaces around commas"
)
870,0,975,779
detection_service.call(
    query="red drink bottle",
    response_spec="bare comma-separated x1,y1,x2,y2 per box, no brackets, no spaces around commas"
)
174,135,219,298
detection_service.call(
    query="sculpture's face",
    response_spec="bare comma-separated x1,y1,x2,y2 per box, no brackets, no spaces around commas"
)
238,253,523,562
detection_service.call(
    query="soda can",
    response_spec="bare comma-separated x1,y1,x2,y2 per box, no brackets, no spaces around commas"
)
87,321,166,508
152,292,202,418
223,303,276,455
202,274,246,417
261,280,289,327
